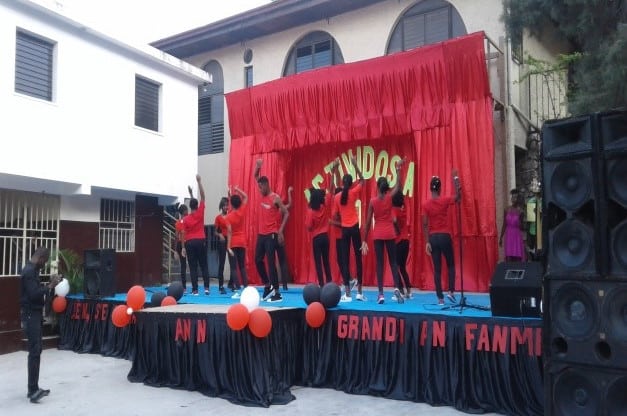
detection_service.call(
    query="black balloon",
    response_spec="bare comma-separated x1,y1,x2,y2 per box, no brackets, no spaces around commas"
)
150,291,166,307
167,281,185,301
302,283,321,305
320,282,341,309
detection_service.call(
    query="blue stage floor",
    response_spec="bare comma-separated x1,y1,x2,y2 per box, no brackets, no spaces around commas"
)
73,284,540,321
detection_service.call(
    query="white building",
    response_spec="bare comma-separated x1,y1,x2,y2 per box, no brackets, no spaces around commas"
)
0,0,208,350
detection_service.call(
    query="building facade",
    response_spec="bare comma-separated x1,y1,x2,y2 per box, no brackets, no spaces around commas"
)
0,0,208,351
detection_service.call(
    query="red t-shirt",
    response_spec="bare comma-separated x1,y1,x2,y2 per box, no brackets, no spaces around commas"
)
393,206,410,242
225,203,247,248
423,196,455,234
182,201,206,241
214,214,228,238
305,193,332,238
334,182,362,227
370,193,396,240
258,192,280,235
175,218,185,241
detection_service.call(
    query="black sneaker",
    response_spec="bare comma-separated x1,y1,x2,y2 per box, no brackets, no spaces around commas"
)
262,286,275,301
219,287,227,295
29,388,50,403
282,284,288,291
267,293,283,303
227,281,234,290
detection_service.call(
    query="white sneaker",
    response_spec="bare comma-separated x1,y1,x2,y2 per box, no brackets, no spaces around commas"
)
340,294,352,303
355,293,366,301
231,292,241,299
393,289,405,304
349,279,358,292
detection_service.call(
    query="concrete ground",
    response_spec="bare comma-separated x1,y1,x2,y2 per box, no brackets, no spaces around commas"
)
1,349,501,416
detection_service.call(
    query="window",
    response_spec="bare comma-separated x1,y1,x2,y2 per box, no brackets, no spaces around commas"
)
15,30,54,101
198,61,224,154
245,66,253,88
135,75,160,131
283,31,344,76
511,29,523,64
386,0,467,54
99,199,135,252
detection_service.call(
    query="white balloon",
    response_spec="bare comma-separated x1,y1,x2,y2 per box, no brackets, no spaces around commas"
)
54,278,70,297
240,286,260,312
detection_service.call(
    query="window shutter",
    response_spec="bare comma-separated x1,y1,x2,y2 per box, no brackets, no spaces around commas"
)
135,77,159,131
15,31,53,101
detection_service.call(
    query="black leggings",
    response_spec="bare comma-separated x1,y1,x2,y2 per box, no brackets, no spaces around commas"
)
312,233,332,285
429,233,455,299
185,238,209,292
339,224,362,287
175,241,187,289
374,239,402,293
255,234,279,289
228,247,248,288
22,309,43,395
276,242,290,287
217,238,227,288
396,239,411,290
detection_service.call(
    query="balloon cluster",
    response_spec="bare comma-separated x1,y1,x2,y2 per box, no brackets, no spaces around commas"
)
112,285,148,328
226,287,272,338
302,282,342,328
51,277,70,313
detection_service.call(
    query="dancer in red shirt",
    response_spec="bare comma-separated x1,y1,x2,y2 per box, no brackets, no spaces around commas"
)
181,175,210,295
305,180,334,286
333,156,365,301
253,159,289,302
362,160,405,304
225,186,248,299
392,192,413,299
422,169,461,305
213,197,229,294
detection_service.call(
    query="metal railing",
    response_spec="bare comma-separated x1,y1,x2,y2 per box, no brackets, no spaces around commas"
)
162,209,178,283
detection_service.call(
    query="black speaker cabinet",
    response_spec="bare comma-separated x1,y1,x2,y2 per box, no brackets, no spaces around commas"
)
84,249,116,297
489,262,543,318
545,362,627,416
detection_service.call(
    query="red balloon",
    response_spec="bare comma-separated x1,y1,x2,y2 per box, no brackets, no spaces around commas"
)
111,304,131,328
52,296,67,313
305,302,326,328
226,303,250,331
248,308,272,338
126,285,146,311
161,296,177,306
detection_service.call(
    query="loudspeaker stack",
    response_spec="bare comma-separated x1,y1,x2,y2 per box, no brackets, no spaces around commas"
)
84,248,117,298
542,110,627,416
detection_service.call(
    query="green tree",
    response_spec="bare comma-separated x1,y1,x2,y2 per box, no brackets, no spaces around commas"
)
503,0,626,114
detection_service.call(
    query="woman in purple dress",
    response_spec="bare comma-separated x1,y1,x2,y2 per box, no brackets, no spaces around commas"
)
499,189,525,262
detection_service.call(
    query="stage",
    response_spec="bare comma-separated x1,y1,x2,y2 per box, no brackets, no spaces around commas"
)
58,286,543,415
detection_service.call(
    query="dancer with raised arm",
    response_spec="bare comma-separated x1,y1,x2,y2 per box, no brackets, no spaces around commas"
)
392,191,413,299
225,186,249,299
305,178,334,286
214,197,230,294
182,175,210,295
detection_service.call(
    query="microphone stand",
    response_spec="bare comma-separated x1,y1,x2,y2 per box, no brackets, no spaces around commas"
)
442,174,490,313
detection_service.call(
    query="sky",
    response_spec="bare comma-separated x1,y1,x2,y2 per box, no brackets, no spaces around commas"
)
47,0,272,45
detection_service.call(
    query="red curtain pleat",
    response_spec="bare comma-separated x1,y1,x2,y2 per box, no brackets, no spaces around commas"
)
226,32,497,292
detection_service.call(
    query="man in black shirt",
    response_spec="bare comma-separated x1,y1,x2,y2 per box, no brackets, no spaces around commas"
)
20,247,61,403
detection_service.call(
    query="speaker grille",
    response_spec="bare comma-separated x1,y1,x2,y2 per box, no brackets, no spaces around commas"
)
549,219,595,273
607,376,627,416
551,282,599,342
553,368,601,416
549,160,592,211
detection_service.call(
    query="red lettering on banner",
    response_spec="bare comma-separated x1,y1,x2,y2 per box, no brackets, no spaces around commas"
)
510,327,535,356
175,318,191,342
492,325,507,354
465,323,477,350
384,317,396,342
81,303,90,321
433,321,445,347
94,304,101,320
361,316,371,341
399,318,405,344
535,328,542,357
100,304,109,321
196,320,206,344
371,316,383,341
420,321,428,346
337,315,348,338
477,324,490,352
348,315,359,339
71,302,81,320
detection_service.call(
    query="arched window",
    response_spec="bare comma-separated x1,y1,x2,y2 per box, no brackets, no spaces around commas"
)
198,60,224,155
386,0,467,54
283,31,344,76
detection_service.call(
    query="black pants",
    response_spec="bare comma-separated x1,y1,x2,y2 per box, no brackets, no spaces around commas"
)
429,233,455,299
396,239,411,290
374,239,402,293
217,238,227,288
185,238,209,292
175,241,187,289
312,233,332,286
22,309,43,395
339,224,362,287
255,234,279,290
228,247,248,288
276,242,290,288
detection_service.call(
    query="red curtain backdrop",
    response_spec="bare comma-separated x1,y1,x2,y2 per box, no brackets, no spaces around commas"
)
225,32,498,292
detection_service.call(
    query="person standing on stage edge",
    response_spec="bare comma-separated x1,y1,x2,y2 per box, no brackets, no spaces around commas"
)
214,196,230,294
499,189,526,262
422,169,461,305
20,247,61,403
181,174,210,295
253,159,289,302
